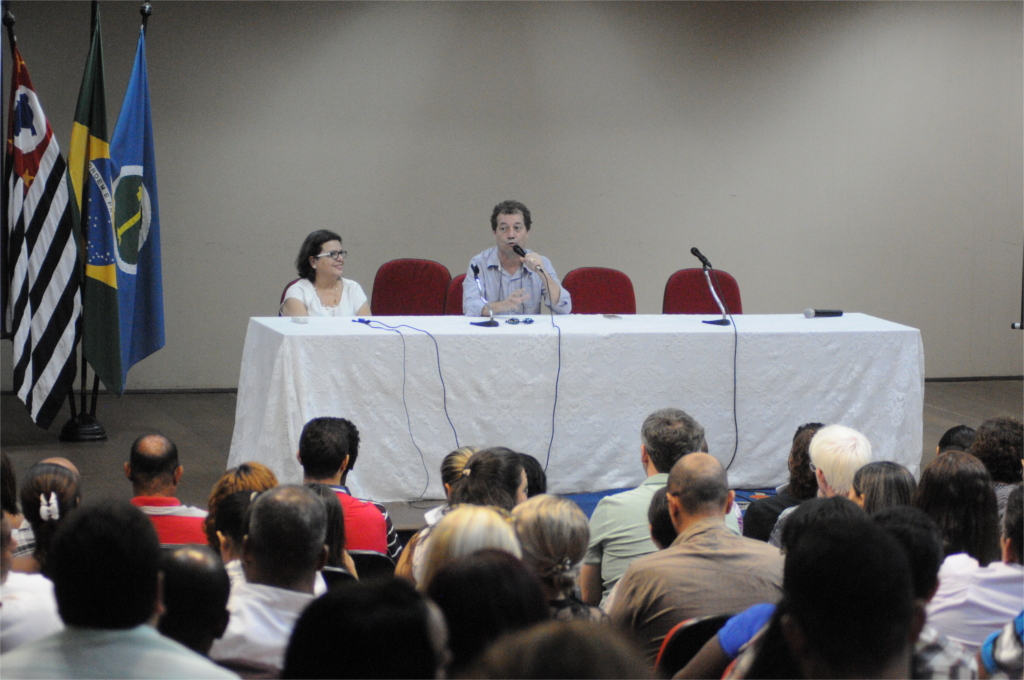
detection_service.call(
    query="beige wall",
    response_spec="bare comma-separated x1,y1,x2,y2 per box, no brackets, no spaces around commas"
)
2,1,1021,391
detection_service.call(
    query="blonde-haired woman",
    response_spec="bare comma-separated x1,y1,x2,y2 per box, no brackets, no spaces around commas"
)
417,504,521,590
513,494,606,621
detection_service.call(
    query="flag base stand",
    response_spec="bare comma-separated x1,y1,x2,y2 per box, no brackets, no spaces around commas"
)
59,412,107,442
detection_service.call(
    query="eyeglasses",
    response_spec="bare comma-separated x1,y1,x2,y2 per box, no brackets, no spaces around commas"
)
315,250,348,261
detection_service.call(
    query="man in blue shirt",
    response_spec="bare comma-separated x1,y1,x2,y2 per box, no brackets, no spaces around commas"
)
463,200,571,316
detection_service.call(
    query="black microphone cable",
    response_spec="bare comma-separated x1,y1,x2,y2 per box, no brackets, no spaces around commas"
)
707,267,740,472
359,319,461,499
537,268,562,473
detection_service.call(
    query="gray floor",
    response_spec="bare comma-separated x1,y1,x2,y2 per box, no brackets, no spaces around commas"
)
2,380,1021,531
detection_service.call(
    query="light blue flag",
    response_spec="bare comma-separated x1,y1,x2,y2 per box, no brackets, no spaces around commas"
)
109,27,164,387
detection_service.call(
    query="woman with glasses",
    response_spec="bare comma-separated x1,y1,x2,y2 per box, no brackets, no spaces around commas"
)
281,230,370,317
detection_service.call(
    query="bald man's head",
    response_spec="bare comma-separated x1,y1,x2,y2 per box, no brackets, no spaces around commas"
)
126,434,181,496
667,453,730,517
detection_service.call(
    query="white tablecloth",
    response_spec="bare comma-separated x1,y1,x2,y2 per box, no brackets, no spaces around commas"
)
228,313,924,502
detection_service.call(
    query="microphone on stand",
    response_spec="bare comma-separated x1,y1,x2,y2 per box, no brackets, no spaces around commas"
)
691,247,730,326
470,264,499,327
690,247,712,269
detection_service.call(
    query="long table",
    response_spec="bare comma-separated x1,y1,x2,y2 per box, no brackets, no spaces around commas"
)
228,313,924,502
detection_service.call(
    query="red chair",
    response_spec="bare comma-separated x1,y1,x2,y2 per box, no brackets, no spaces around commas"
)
279,278,301,316
561,267,636,315
662,268,742,315
371,259,451,316
654,612,734,678
445,274,466,315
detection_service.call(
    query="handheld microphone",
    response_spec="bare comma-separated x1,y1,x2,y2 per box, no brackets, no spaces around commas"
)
690,247,712,269
512,244,543,272
804,309,843,318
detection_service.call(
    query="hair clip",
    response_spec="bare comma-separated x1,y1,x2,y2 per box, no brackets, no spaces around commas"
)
39,492,60,522
462,468,471,477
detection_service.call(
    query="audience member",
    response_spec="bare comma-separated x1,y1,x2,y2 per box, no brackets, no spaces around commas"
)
610,453,783,661
0,514,62,653
426,548,549,675
520,452,548,497
742,423,822,542
0,499,236,679
417,504,521,589
157,546,231,657
513,494,605,621
471,620,653,679
213,491,254,588
675,497,865,680
9,457,78,563
298,417,401,560
978,611,1023,679
926,483,1024,653
848,460,916,515
283,578,450,679
2,452,21,526
423,446,477,526
968,417,1023,518
13,461,81,574
403,447,527,584
126,434,207,545
209,485,327,670
448,446,529,510
204,462,278,552
873,506,979,678
938,424,977,454
647,486,677,550
740,518,922,679
768,423,872,547
583,408,733,607
914,451,1000,565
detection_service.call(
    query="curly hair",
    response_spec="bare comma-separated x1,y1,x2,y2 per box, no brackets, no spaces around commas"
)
204,462,278,551
968,417,1023,484
788,423,824,501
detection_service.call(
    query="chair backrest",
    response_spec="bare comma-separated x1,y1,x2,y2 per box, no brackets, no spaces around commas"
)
445,273,466,315
561,267,636,315
662,268,742,315
654,612,734,677
279,278,301,316
348,549,396,581
320,565,357,590
371,259,451,316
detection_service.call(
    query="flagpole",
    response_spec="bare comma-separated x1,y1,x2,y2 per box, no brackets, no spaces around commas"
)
140,2,151,35
60,0,106,441
1,3,13,341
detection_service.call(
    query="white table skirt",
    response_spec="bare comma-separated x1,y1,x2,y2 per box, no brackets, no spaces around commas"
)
228,313,924,502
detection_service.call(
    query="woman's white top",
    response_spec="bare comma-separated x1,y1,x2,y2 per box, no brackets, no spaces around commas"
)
284,278,368,317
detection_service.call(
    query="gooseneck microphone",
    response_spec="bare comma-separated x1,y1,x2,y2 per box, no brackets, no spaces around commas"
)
690,247,712,269
470,264,499,327
690,247,730,326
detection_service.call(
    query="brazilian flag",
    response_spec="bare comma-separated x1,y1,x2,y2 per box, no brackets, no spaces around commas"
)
68,3,122,395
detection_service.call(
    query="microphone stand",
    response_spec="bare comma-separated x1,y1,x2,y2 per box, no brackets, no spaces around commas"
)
471,265,499,327
701,265,730,327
